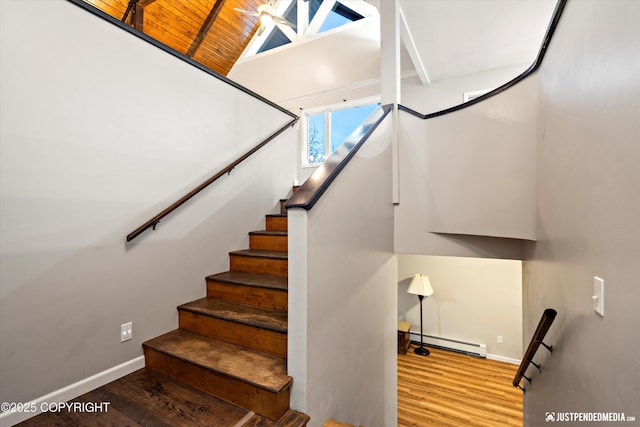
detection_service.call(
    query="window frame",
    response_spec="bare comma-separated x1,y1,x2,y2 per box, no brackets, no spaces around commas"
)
238,0,377,59
301,96,381,168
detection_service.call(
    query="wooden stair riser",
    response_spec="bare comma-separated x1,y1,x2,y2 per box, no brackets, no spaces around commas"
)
279,199,287,215
230,254,288,277
144,347,290,422
250,233,288,252
266,215,288,232
179,311,287,357
207,279,288,311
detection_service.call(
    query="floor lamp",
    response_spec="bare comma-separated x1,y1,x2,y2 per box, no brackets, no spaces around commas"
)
408,274,434,356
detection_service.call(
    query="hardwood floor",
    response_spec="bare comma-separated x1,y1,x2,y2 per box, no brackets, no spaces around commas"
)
398,345,523,427
17,369,308,427
19,345,520,426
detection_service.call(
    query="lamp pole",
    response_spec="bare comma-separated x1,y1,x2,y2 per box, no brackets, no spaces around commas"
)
415,294,430,356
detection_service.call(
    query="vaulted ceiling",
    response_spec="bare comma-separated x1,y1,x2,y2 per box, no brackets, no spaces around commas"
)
84,0,265,75
84,0,557,108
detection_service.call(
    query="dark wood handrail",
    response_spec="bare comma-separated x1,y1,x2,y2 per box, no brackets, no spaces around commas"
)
513,308,557,392
66,0,296,120
127,118,298,242
399,0,567,120
285,104,393,211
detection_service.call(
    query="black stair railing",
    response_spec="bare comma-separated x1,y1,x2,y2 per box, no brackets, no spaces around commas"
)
513,308,557,392
285,104,393,211
399,0,567,121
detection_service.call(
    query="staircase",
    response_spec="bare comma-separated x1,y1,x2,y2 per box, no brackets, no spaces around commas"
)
143,189,308,425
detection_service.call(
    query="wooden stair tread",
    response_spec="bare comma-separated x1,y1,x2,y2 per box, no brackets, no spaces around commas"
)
230,249,288,260
143,330,291,393
207,271,288,291
244,409,311,427
179,298,287,333
249,230,288,236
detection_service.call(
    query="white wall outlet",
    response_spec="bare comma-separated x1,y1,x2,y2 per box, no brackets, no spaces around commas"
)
497,336,503,344
121,322,133,342
593,276,605,317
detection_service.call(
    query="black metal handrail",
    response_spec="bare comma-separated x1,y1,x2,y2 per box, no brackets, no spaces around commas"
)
127,118,298,242
399,0,567,121
285,104,393,211
513,308,557,392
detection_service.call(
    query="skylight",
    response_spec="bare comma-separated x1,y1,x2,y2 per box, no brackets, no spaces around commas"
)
258,26,291,54
318,3,364,34
240,0,376,58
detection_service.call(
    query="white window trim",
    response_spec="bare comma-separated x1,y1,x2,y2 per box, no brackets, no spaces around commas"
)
301,96,381,168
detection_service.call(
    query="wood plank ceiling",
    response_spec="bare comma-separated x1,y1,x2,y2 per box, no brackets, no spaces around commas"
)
84,0,265,75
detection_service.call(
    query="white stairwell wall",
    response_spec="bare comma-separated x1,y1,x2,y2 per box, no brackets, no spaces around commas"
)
395,76,539,260
0,0,297,418
523,0,640,423
288,118,397,426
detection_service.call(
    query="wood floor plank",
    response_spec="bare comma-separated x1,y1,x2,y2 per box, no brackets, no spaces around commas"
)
17,369,250,427
398,346,522,427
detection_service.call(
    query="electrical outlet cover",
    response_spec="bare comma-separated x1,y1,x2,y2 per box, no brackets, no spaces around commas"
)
121,322,133,342
593,277,604,316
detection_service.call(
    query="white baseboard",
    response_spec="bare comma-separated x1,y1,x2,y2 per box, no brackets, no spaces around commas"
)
410,330,487,358
0,356,145,427
487,353,521,365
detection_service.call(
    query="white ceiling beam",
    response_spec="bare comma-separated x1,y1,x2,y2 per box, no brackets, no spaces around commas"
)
399,5,430,86
306,0,337,35
296,0,309,36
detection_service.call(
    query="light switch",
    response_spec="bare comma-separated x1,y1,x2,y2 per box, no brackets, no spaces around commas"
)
593,276,604,316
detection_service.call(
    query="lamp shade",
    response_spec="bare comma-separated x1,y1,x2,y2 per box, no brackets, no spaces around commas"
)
407,274,434,297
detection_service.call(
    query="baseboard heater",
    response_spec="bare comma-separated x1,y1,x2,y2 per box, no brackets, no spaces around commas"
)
410,330,487,358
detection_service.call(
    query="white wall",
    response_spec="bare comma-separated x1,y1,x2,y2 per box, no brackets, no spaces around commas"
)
401,64,529,114
0,0,297,406
395,75,538,259
288,118,396,426
229,17,381,112
398,255,522,361
523,1,640,424
398,0,556,84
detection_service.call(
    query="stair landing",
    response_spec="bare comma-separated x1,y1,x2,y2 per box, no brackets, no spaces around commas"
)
16,368,309,427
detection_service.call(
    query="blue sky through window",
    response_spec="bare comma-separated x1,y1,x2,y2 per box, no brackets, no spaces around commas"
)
319,3,364,33
319,10,351,33
306,102,379,165
330,104,378,153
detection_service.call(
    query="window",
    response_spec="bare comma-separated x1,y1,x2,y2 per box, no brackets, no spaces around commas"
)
241,0,376,58
318,2,364,33
257,1,297,53
304,101,379,166
257,26,291,53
